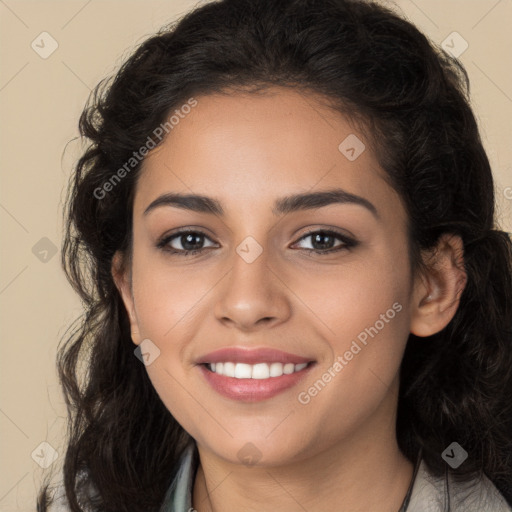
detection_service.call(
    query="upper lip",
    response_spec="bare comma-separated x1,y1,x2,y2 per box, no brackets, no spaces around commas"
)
196,347,314,365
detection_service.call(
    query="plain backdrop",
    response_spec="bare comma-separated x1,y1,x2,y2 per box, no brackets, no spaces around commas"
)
1,0,511,510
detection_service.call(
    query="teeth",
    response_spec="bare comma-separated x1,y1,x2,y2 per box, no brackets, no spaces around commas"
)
269,362,283,377
234,363,252,378
207,361,310,379
283,363,295,374
224,362,236,377
252,363,269,379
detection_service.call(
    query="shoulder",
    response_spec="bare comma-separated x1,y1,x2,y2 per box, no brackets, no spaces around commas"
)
407,459,512,512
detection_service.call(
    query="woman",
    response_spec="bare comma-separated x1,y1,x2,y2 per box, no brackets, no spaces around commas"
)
38,0,512,510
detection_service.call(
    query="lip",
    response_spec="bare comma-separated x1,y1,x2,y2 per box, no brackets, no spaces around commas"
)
199,362,315,402
196,347,313,365
196,347,316,402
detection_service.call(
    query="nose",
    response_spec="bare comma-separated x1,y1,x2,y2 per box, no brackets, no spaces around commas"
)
213,246,292,331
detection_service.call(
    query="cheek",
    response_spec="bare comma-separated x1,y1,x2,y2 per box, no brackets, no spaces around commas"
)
130,252,212,340
293,243,412,393
295,242,411,344
129,257,211,432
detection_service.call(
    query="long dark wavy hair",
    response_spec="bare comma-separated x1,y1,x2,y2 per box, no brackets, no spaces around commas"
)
38,0,512,510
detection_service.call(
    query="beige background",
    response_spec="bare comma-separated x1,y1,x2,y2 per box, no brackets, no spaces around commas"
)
0,0,511,510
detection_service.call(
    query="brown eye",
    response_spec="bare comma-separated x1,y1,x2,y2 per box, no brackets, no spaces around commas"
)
157,230,217,255
293,230,357,254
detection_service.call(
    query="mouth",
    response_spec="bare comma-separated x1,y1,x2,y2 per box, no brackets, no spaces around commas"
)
204,361,310,378
196,347,316,402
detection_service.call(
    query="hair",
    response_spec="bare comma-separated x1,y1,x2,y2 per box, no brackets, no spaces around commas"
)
38,0,512,510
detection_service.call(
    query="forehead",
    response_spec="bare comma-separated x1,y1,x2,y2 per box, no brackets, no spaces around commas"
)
134,87,398,219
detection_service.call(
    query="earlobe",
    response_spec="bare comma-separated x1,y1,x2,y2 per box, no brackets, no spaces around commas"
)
111,251,142,345
410,234,467,337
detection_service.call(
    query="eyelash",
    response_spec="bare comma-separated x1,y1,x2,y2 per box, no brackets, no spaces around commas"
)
156,228,358,257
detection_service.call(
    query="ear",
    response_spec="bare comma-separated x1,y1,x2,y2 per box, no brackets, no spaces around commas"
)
111,251,142,345
410,233,467,337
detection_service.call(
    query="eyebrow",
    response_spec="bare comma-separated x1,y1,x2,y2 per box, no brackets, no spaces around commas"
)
143,188,379,218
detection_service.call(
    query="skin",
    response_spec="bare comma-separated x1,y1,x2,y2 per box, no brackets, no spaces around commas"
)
112,87,467,511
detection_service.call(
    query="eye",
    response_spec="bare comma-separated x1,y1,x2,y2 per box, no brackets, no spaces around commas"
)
156,229,217,255
292,229,357,254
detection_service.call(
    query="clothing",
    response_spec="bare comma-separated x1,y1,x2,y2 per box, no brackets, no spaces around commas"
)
159,441,512,512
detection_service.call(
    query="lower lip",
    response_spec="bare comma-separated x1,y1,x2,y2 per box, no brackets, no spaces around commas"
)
199,364,315,402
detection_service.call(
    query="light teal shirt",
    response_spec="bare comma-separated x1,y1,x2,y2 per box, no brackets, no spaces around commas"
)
159,442,198,511
159,441,512,512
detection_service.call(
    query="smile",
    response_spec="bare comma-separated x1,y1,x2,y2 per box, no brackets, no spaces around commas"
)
200,360,315,402
206,361,309,379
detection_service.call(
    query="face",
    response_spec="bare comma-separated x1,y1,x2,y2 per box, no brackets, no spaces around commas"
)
114,87,420,467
